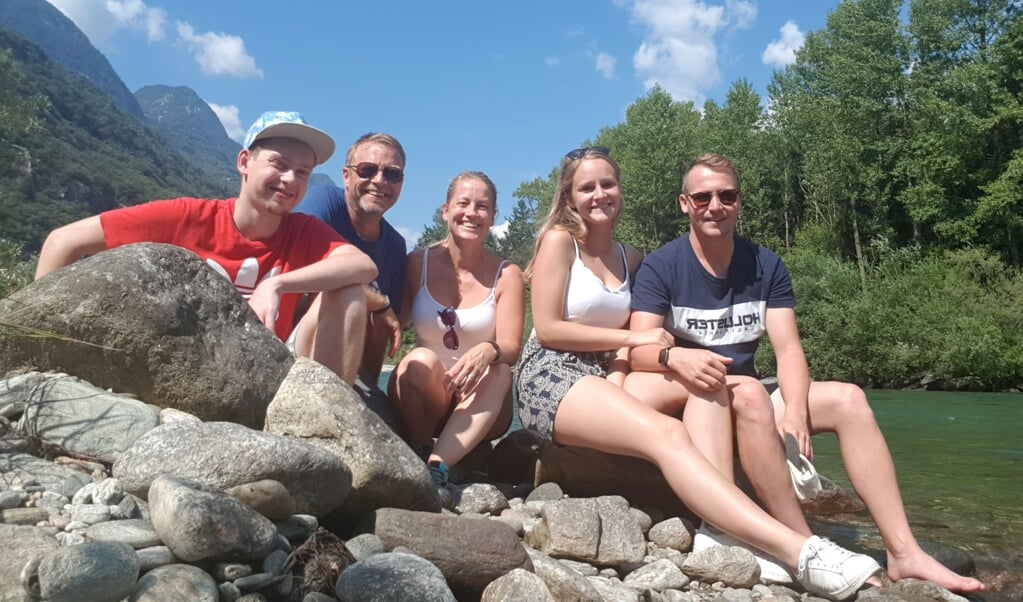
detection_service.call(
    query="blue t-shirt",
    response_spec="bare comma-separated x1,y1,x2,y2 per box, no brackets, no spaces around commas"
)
631,235,796,377
295,185,408,312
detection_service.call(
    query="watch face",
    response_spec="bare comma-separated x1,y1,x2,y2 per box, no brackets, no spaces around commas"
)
659,347,670,366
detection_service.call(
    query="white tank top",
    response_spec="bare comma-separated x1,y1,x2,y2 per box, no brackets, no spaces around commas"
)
564,238,632,328
411,247,507,370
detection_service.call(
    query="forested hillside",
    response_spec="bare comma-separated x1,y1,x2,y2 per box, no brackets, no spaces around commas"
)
135,85,241,190
0,28,234,255
0,0,146,120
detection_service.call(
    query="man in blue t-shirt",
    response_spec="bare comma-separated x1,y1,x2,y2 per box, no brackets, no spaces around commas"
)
295,133,409,383
625,154,983,592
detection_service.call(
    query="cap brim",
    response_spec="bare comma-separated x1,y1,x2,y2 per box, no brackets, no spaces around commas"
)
250,122,335,166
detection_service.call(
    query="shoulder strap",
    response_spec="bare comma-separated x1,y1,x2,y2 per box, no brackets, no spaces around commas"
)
491,260,509,289
618,242,630,282
420,247,430,288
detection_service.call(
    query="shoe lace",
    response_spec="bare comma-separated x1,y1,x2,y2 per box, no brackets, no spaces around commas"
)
803,537,852,572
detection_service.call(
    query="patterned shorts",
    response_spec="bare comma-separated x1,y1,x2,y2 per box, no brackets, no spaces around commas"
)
515,337,612,443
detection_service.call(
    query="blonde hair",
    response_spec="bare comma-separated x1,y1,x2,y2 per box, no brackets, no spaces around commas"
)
523,150,621,280
681,153,741,194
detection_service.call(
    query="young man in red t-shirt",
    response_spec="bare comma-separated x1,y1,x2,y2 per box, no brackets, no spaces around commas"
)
35,111,378,385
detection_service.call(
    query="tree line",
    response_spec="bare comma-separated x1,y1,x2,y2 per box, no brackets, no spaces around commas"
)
419,0,1023,391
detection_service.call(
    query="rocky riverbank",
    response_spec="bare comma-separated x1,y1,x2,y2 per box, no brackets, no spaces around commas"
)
0,244,987,601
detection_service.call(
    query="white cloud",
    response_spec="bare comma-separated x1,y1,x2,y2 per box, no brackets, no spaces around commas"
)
624,0,757,104
595,52,616,79
491,220,510,240
176,22,263,78
761,21,805,69
396,227,421,251
46,0,165,47
208,102,245,142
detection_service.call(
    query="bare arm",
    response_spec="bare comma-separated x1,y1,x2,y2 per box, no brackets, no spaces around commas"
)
492,261,526,365
532,230,670,352
396,249,423,329
248,244,377,329
35,216,108,279
629,310,732,392
765,306,813,456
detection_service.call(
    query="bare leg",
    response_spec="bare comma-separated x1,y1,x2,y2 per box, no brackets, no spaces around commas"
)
431,363,512,467
293,285,366,385
361,316,391,382
556,375,811,569
734,381,813,536
789,382,984,592
623,371,735,481
388,348,451,445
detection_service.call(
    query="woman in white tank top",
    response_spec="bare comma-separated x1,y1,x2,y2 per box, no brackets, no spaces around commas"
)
388,172,525,491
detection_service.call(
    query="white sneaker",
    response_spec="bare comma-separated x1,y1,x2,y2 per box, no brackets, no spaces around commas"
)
796,535,880,600
693,525,794,584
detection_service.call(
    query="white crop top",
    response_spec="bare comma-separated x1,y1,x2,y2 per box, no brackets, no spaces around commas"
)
411,247,507,370
564,239,632,328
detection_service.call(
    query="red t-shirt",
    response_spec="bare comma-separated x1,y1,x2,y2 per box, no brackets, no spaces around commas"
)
101,197,347,340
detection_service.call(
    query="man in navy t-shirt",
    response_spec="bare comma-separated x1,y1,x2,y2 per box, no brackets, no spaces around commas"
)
295,133,408,383
625,154,983,592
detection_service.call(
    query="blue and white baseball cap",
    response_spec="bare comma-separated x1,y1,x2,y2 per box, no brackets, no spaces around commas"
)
243,111,335,166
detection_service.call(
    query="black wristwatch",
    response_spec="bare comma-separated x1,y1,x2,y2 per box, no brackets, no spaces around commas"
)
371,294,391,316
658,346,672,367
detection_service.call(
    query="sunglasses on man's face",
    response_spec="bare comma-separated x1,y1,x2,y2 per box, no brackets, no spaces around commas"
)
438,307,459,350
347,162,405,184
686,189,740,208
565,146,611,160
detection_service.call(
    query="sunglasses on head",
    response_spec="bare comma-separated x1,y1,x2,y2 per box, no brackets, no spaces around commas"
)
348,162,404,184
438,307,459,350
686,189,740,208
565,146,611,160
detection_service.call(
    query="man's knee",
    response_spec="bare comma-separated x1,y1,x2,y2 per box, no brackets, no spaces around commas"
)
731,382,776,428
831,382,874,422
320,284,367,317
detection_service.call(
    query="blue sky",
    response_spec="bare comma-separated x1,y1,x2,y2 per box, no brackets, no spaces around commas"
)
46,0,835,248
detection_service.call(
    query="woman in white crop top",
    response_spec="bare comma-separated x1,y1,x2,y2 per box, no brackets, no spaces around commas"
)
389,172,525,489
516,149,880,596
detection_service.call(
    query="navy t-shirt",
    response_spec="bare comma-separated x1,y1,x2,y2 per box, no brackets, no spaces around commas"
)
295,185,408,312
631,235,796,377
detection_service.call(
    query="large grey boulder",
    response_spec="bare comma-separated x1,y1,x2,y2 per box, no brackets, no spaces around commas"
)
129,563,219,601
264,358,440,528
148,475,276,562
0,243,293,428
525,496,646,567
35,541,139,602
0,524,59,602
524,547,603,602
535,443,693,520
0,453,92,498
335,552,456,602
369,508,532,600
16,373,159,463
113,421,351,517
481,568,555,601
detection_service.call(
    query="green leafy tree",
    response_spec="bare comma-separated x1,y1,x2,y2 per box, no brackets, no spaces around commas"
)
770,0,910,282
497,196,538,269
603,87,702,251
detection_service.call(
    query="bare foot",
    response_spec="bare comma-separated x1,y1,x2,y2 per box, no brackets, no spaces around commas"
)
887,549,985,593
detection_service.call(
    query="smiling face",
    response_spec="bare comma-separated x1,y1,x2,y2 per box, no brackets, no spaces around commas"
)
238,137,315,216
342,140,405,222
568,157,622,227
680,164,742,240
442,176,495,242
